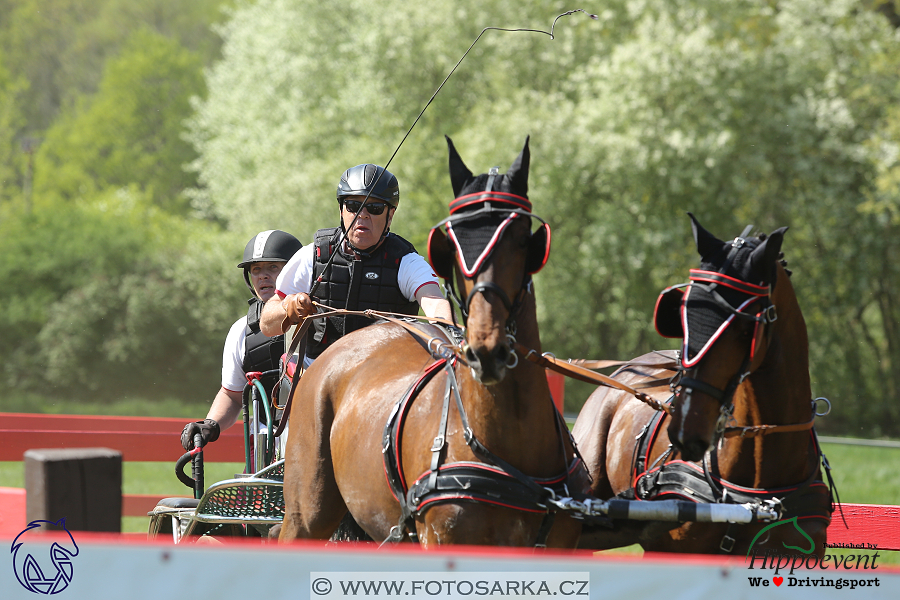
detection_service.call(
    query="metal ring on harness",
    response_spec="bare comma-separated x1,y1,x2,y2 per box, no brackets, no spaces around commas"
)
813,397,832,417
427,337,455,361
505,333,519,369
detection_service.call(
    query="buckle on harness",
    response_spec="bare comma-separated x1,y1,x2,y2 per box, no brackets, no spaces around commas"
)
720,534,736,553
431,435,445,452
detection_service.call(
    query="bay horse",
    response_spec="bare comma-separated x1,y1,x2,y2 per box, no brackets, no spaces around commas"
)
279,137,588,548
573,214,833,556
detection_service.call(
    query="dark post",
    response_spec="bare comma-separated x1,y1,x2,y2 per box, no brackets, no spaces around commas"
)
24,448,123,532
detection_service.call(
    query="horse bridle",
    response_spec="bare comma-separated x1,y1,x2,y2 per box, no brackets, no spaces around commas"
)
672,228,778,440
437,205,545,339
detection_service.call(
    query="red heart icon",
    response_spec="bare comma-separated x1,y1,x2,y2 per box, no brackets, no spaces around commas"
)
773,577,783,586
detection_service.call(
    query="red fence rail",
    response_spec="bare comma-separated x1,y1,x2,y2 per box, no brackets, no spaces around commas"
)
0,412,244,462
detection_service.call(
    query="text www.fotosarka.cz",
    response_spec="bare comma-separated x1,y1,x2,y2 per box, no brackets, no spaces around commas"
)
310,572,590,599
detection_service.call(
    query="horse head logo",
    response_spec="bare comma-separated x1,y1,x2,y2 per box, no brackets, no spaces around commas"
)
746,516,815,558
11,519,79,594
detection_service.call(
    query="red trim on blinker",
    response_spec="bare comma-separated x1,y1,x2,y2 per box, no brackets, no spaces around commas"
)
449,191,531,214
689,269,769,296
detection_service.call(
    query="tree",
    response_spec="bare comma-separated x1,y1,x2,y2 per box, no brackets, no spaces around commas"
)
0,187,244,400
33,29,205,213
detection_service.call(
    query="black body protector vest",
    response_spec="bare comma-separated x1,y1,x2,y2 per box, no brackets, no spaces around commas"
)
242,298,284,393
308,228,419,358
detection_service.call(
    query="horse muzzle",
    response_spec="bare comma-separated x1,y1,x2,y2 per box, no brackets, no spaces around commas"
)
464,339,516,386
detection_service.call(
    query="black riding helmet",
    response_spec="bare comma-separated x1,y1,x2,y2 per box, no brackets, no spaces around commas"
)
337,164,400,207
238,230,303,296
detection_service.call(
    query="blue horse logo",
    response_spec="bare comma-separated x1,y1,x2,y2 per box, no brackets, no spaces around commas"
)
11,519,79,594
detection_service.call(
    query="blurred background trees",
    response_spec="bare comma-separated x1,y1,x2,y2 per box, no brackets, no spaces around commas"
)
2,0,899,435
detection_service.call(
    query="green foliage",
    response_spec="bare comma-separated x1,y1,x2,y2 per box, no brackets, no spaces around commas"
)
0,0,230,207
0,0,229,132
0,0,245,406
0,188,243,401
0,51,28,203
34,29,205,212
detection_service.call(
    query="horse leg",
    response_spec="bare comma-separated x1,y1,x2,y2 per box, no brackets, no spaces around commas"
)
572,387,621,500
279,375,346,542
418,505,545,548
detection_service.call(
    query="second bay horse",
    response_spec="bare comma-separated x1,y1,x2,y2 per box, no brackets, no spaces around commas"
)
573,214,833,556
279,137,587,548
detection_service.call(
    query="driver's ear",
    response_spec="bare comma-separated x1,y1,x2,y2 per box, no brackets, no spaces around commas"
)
386,207,396,227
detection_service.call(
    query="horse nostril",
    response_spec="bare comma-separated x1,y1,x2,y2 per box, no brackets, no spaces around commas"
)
465,347,478,364
495,345,508,364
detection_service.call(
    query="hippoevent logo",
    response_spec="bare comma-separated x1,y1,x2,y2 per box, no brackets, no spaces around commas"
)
10,519,79,594
745,517,881,590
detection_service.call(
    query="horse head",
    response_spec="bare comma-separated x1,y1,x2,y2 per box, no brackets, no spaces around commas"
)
428,136,550,385
655,213,787,461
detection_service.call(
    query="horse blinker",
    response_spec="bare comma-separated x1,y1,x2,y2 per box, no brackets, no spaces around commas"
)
653,285,686,338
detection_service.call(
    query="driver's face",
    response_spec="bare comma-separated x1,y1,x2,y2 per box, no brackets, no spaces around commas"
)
341,195,395,250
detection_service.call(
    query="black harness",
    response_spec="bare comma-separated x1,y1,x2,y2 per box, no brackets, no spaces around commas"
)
620,403,834,552
380,328,584,546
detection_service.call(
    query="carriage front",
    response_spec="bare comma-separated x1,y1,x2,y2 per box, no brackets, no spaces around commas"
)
147,361,292,543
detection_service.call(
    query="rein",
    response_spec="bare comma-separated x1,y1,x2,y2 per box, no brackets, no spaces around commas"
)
513,344,675,415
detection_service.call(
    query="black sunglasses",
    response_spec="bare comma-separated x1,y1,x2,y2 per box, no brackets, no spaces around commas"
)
342,200,389,215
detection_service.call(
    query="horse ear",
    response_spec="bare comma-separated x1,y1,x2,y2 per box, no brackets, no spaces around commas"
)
689,212,724,259
506,136,530,197
447,135,473,198
427,226,455,280
750,226,788,285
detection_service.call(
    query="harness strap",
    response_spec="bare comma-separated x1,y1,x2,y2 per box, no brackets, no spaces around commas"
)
514,342,673,414
723,416,816,439
382,359,448,544
426,372,454,494
382,354,577,547
567,357,679,371
271,319,311,439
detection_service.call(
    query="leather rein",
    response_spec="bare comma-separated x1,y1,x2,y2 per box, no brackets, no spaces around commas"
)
283,304,815,439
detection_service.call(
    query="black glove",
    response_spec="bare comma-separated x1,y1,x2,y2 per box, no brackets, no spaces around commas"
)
181,419,220,451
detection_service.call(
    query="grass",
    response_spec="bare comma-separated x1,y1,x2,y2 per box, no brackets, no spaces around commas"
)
0,393,210,418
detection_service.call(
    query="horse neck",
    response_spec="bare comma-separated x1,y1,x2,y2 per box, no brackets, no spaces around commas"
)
461,290,564,474
723,266,815,488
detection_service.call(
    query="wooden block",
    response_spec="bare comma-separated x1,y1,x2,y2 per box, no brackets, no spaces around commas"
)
24,448,122,533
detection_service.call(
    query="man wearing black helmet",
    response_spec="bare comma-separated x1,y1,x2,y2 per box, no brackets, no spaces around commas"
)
181,230,303,450
260,164,451,354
